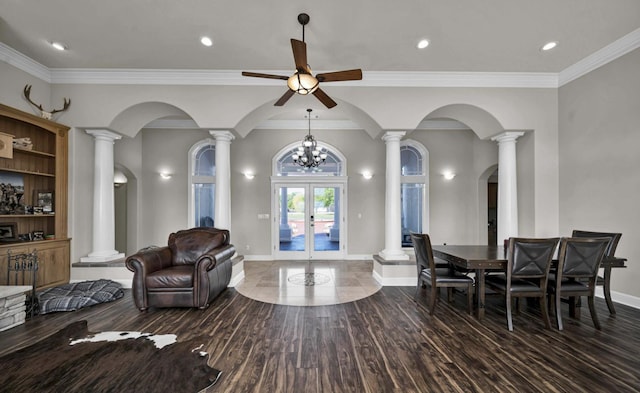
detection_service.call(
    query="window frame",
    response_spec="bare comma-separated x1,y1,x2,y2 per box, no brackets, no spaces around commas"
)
188,138,216,228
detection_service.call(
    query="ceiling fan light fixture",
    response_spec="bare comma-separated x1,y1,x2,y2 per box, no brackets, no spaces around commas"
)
200,36,213,47
287,71,319,95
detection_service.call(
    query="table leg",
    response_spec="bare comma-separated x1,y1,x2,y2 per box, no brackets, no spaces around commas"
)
603,266,616,315
476,268,486,319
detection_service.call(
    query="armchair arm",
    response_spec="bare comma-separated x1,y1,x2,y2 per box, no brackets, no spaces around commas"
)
194,244,236,272
125,246,173,275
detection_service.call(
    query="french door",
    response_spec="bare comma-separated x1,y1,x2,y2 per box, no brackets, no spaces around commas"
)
273,183,344,259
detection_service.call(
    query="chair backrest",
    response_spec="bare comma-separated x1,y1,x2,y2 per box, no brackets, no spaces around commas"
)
410,233,436,278
168,227,230,266
571,230,621,258
557,237,609,279
508,237,559,280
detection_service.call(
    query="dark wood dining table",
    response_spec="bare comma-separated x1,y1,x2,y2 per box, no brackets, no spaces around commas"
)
432,245,627,320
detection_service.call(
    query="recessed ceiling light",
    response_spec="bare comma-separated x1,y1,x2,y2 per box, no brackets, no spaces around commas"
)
417,39,430,49
51,42,66,51
200,36,213,47
541,41,558,51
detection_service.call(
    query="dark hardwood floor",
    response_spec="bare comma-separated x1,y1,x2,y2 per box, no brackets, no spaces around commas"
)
1,287,639,393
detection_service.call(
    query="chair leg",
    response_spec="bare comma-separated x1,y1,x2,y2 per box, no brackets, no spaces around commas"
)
588,295,601,330
467,283,473,315
447,287,453,302
540,295,551,329
554,294,563,330
506,294,514,331
603,267,616,315
429,285,438,315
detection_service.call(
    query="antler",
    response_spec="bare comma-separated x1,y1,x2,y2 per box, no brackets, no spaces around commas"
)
23,85,44,111
23,84,71,119
50,98,71,114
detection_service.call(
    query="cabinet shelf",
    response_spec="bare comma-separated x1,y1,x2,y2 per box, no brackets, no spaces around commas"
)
13,147,55,158
0,167,55,177
0,214,55,218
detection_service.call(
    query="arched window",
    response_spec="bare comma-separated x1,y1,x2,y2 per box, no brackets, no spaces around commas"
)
275,142,345,177
401,141,429,246
188,140,216,228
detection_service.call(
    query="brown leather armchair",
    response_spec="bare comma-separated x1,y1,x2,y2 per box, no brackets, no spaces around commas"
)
125,227,235,311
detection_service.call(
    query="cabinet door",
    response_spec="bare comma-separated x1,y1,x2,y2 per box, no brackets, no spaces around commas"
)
0,239,70,290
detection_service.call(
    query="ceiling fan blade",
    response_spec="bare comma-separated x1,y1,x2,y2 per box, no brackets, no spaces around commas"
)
274,89,296,106
316,69,363,82
242,71,289,80
312,88,337,109
291,39,309,73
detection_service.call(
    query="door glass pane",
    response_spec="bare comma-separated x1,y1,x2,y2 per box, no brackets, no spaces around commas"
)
279,187,305,252
401,183,424,246
194,183,215,227
313,187,340,252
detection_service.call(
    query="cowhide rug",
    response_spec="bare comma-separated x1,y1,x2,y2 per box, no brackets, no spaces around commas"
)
0,320,221,393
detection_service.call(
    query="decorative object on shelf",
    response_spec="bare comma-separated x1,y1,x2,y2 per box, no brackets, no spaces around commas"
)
292,109,327,169
0,222,18,241
31,230,44,241
33,190,54,214
0,132,14,158
12,137,32,151
23,84,71,120
0,171,25,214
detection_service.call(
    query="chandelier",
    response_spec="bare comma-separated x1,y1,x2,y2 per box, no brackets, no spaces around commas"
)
292,109,327,168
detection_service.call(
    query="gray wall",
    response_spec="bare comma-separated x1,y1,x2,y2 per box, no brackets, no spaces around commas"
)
559,48,640,298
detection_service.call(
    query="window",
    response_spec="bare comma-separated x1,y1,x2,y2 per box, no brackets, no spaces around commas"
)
401,141,429,246
189,140,216,228
275,142,345,177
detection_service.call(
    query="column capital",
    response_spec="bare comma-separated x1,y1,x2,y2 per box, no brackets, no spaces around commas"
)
86,129,123,142
381,131,406,143
209,130,235,142
491,131,525,144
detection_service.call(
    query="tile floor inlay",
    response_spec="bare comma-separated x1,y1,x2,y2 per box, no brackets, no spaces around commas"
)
235,260,382,306
287,272,331,286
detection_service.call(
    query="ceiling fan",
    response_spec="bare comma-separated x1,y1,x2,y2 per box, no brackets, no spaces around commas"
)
241,13,362,109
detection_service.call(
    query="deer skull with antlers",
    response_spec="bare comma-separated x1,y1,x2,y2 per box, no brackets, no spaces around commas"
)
23,85,71,120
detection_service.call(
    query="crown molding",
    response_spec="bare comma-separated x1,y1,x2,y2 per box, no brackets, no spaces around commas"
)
559,27,640,86
0,43,51,82
47,68,558,88
3,28,640,89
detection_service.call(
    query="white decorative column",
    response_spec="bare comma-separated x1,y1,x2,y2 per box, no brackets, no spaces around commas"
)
491,131,525,244
210,131,234,231
81,129,124,262
379,131,409,260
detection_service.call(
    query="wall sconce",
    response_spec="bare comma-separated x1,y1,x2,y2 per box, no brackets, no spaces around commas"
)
362,171,373,180
244,172,255,180
443,171,456,180
113,169,128,185
159,172,172,180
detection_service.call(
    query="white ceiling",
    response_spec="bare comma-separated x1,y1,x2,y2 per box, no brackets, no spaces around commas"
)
2,0,639,74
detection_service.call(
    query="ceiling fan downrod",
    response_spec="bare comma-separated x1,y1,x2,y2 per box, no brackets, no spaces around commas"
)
298,13,310,43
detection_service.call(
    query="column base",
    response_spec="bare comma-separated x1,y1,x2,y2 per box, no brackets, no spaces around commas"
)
80,252,125,263
378,249,409,261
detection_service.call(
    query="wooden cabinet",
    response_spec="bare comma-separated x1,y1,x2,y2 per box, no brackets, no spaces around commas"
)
0,103,70,290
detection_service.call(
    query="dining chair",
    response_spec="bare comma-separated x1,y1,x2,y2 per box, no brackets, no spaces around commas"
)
571,230,622,315
549,237,610,330
485,237,559,331
410,233,474,315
